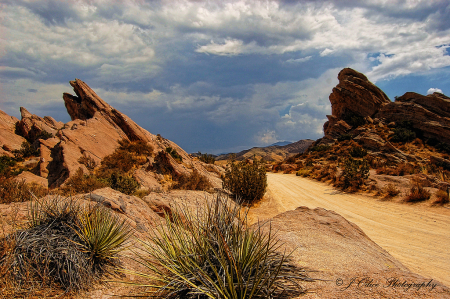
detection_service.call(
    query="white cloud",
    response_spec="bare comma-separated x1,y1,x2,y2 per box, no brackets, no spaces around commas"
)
320,48,334,57
196,39,245,56
285,56,312,63
255,130,277,145
427,88,443,94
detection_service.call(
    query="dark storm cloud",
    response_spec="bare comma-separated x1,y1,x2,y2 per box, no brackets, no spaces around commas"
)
1,0,450,153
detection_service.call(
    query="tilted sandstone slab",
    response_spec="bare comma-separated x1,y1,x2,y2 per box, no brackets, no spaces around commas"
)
0,109,26,156
16,107,63,143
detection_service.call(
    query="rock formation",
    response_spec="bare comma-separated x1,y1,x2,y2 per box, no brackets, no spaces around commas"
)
1,79,222,189
316,68,450,152
323,68,391,138
375,92,450,145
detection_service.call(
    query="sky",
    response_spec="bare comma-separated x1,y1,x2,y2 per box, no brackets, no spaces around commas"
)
1,0,449,154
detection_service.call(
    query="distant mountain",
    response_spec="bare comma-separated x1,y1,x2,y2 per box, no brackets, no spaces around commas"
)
269,141,292,147
216,139,314,162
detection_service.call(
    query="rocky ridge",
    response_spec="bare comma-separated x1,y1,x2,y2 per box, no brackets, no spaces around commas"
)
0,79,222,190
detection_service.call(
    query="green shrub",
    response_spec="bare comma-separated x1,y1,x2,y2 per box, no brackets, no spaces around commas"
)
391,127,416,143
166,147,183,163
341,157,369,190
350,146,367,158
106,172,139,195
174,169,213,191
34,130,53,142
2,196,132,294
98,150,139,176
222,159,267,203
0,155,16,175
13,141,39,159
131,195,310,298
197,151,215,164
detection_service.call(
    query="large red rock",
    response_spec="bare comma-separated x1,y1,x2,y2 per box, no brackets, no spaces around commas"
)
376,92,450,145
16,107,63,143
322,68,391,141
0,109,26,156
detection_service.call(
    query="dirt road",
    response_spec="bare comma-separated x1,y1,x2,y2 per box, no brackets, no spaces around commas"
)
249,173,450,287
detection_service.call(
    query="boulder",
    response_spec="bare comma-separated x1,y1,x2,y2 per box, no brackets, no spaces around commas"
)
14,171,48,188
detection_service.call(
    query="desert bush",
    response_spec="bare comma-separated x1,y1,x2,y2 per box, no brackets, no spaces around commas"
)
433,190,449,205
404,184,431,202
1,196,132,294
98,150,139,176
118,139,153,156
383,183,400,198
106,172,139,195
13,141,39,159
0,177,48,204
197,151,215,164
391,127,416,143
310,144,331,152
166,147,183,163
285,155,296,163
376,163,415,176
60,169,107,195
337,134,353,141
222,159,267,203
340,157,369,190
33,130,53,142
174,169,213,191
350,146,367,158
0,155,16,175
130,195,310,298
132,189,151,198
78,155,97,171
296,169,311,177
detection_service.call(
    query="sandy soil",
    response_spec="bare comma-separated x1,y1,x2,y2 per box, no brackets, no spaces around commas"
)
248,173,450,287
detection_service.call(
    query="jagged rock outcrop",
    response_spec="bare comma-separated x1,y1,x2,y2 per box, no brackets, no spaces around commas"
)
1,79,222,190
16,107,63,143
0,110,26,156
376,92,450,145
322,68,391,139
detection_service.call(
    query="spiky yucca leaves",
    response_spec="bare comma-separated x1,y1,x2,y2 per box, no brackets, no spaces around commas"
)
131,195,310,298
75,205,133,274
3,196,132,293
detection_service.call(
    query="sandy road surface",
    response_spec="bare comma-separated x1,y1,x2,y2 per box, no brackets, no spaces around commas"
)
249,173,450,287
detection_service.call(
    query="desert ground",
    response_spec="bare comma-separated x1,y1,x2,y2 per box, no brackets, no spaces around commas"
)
248,173,450,287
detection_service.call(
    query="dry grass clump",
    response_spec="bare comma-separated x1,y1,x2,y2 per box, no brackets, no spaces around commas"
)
174,169,213,191
433,190,449,205
404,184,431,202
296,168,311,177
382,183,401,198
0,177,48,204
130,194,312,298
0,196,132,296
376,163,416,176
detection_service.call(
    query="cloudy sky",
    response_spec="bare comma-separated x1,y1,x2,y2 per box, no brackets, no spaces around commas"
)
1,0,449,154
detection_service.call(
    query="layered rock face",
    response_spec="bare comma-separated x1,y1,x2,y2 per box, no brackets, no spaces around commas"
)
323,68,391,138
375,92,450,145
319,68,450,149
1,79,222,189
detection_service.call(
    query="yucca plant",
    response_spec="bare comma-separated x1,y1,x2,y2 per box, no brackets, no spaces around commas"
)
74,205,133,274
129,194,311,298
3,196,133,294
